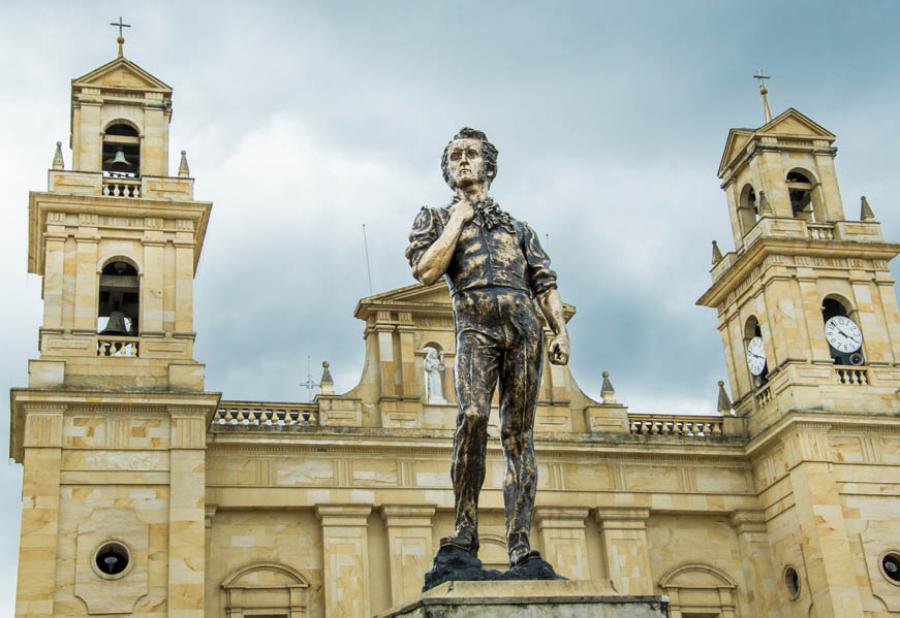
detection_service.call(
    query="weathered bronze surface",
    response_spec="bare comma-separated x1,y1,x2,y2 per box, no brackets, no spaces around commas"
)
406,128,570,570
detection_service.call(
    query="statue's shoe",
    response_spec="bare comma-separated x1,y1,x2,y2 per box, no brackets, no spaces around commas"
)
439,529,479,555
509,546,542,568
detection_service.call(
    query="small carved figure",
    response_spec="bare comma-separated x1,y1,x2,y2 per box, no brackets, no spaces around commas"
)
424,346,448,404
406,127,570,570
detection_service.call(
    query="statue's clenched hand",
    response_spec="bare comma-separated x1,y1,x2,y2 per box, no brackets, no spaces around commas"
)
450,198,475,224
548,333,570,365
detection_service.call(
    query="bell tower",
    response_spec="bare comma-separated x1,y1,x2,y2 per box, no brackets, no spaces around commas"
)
11,32,217,618
698,83,900,617
699,90,900,432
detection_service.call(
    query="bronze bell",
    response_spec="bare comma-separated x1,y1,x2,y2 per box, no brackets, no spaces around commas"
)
104,147,131,172
101,310,129,336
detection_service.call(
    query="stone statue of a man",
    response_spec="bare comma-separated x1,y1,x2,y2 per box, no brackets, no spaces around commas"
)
406,127,570,569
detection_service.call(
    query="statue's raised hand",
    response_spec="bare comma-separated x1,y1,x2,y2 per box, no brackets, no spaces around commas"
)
450,198,475,224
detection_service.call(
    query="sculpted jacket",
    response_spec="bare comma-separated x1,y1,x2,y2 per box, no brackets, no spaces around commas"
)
405,198,558,298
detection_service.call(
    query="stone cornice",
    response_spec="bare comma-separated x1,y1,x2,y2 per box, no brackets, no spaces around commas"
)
697,235,900,307
28,190,212,275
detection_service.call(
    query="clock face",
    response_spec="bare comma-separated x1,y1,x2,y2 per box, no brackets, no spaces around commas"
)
824,316,863,353
746,336,767,376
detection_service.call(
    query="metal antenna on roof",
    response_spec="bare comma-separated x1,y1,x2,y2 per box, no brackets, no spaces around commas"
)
299,355,319,402
362,224,374,295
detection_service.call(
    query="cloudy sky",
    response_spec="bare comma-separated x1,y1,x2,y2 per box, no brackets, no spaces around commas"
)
1,0,899,609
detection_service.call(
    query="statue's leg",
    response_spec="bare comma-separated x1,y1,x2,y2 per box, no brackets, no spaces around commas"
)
447,323,500,554
498,293,544,566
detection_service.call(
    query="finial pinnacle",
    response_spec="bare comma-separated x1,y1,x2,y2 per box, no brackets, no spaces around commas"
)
717,380,734,416
178,150,191,177
711,240,723,266
600,370,616,404
52,141,64,170
753,70,773,123
860,195,875,222
319,360,335,395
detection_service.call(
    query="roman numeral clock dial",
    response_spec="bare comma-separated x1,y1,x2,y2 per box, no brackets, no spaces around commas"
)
824,316,863,354
746,336,767,377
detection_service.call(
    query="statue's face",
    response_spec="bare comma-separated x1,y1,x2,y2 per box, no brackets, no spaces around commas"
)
446,138,486,189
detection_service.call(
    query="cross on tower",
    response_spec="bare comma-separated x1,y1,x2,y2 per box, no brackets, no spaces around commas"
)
109,16,131,58
752,70,773,124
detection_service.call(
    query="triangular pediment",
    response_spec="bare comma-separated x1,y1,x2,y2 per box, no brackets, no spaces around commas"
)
718,108,836,177
354,280,576,321
718,129,754,177
356,281,451,313
72,57,171,93
758,107,834,139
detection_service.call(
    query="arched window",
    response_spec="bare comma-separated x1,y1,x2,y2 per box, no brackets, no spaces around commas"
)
744,317,768,387
659,563,738,618
786,169,816,222
102,122,140,177
98,259,140,354
822,296,865,365
738,184,758,235
221,562,310,617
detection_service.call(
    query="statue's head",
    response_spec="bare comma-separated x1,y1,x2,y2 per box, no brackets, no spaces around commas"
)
441,127,498,190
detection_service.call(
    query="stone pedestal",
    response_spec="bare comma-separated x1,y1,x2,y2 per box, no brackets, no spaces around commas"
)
376,581,668,618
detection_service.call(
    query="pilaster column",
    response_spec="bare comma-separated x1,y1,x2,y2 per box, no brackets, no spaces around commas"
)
317,505,372,618
594,508,652,595
790,462,864,617
168,406,208,618
381,505,436,607
15,404,65,618
535,507,590,580
730,510,778,618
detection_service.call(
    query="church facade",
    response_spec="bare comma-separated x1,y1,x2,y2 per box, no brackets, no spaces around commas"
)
10,49,900,618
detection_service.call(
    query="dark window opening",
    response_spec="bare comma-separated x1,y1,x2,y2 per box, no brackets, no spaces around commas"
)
95,542,129,576
787,170,815,222
98,260,139,336
883,553,900,583
102,123,140,178
784,566,801,599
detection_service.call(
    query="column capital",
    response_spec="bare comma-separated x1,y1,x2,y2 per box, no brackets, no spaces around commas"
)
381,505,436,527
593,507,650,530
535,507,589,530
729,510,767,535
316,504,372,527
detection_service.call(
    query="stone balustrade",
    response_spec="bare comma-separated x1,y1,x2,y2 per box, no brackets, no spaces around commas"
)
807,223,836,240
101,177,142,198
835,365,869,385
96,335,140,357
47,170,194,200
628,414,724,438
213,401,319,427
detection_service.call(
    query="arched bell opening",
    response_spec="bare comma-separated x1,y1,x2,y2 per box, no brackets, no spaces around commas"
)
102,122,140,178
786,169,819,222
738,183,758,236
97,259,140,337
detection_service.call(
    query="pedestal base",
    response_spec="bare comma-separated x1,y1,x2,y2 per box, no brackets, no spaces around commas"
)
377,581,668,618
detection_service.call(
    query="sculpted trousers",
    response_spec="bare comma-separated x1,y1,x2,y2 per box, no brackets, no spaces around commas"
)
451,287,544,557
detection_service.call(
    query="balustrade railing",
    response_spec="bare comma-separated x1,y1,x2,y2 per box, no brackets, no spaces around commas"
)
213,402,319,427
807,224,836,240
628,414,723,438
754,384,773,407
97,335,140,357
102,178,141,198
835,365,869,385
